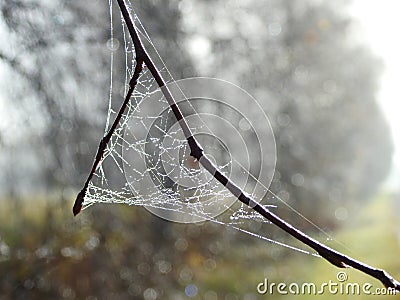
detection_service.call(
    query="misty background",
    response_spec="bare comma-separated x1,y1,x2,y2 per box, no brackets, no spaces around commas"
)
0,0,398,299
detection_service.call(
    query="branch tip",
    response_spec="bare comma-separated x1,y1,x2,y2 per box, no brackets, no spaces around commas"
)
73,189,86,216
71,0,400,293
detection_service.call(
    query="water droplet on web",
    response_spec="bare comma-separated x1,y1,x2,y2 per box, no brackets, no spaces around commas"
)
106,38,120,51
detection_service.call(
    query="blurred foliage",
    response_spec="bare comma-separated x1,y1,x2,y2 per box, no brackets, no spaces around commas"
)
0,0,397,299
184,0,393,228
0,197,268,299
0,194,398,299
0,0,110,192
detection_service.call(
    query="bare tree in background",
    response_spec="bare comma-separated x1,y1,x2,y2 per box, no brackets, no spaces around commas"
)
0,0,195,197
0,1,111,196
0,0,395,298
0,0,392,216
182,0,393,228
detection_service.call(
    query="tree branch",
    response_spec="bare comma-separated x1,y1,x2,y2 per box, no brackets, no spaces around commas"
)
72,53,144,215
73,0,400,292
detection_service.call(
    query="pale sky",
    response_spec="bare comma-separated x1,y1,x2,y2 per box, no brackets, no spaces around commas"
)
349,1,400,186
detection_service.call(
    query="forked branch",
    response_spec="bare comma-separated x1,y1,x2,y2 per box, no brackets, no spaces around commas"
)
73,0,400,292
72,51,144,215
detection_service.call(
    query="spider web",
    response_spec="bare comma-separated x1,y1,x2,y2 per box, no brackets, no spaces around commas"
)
80,0,333,256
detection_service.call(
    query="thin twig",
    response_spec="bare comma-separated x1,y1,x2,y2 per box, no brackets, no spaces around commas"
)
73,0,400,292
72,54,144,215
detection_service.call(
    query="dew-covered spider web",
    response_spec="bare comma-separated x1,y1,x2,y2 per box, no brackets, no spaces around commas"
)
80,0,342,256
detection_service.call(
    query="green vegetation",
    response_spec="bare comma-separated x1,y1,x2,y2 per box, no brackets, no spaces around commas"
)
0,193,398,299
281,193,400,300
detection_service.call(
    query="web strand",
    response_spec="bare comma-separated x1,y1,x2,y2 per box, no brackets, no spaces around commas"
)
129,3,350,252
72,0,400,291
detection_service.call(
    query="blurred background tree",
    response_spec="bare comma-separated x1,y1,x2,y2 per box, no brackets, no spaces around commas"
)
181,0,392,229
0,0,395,299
